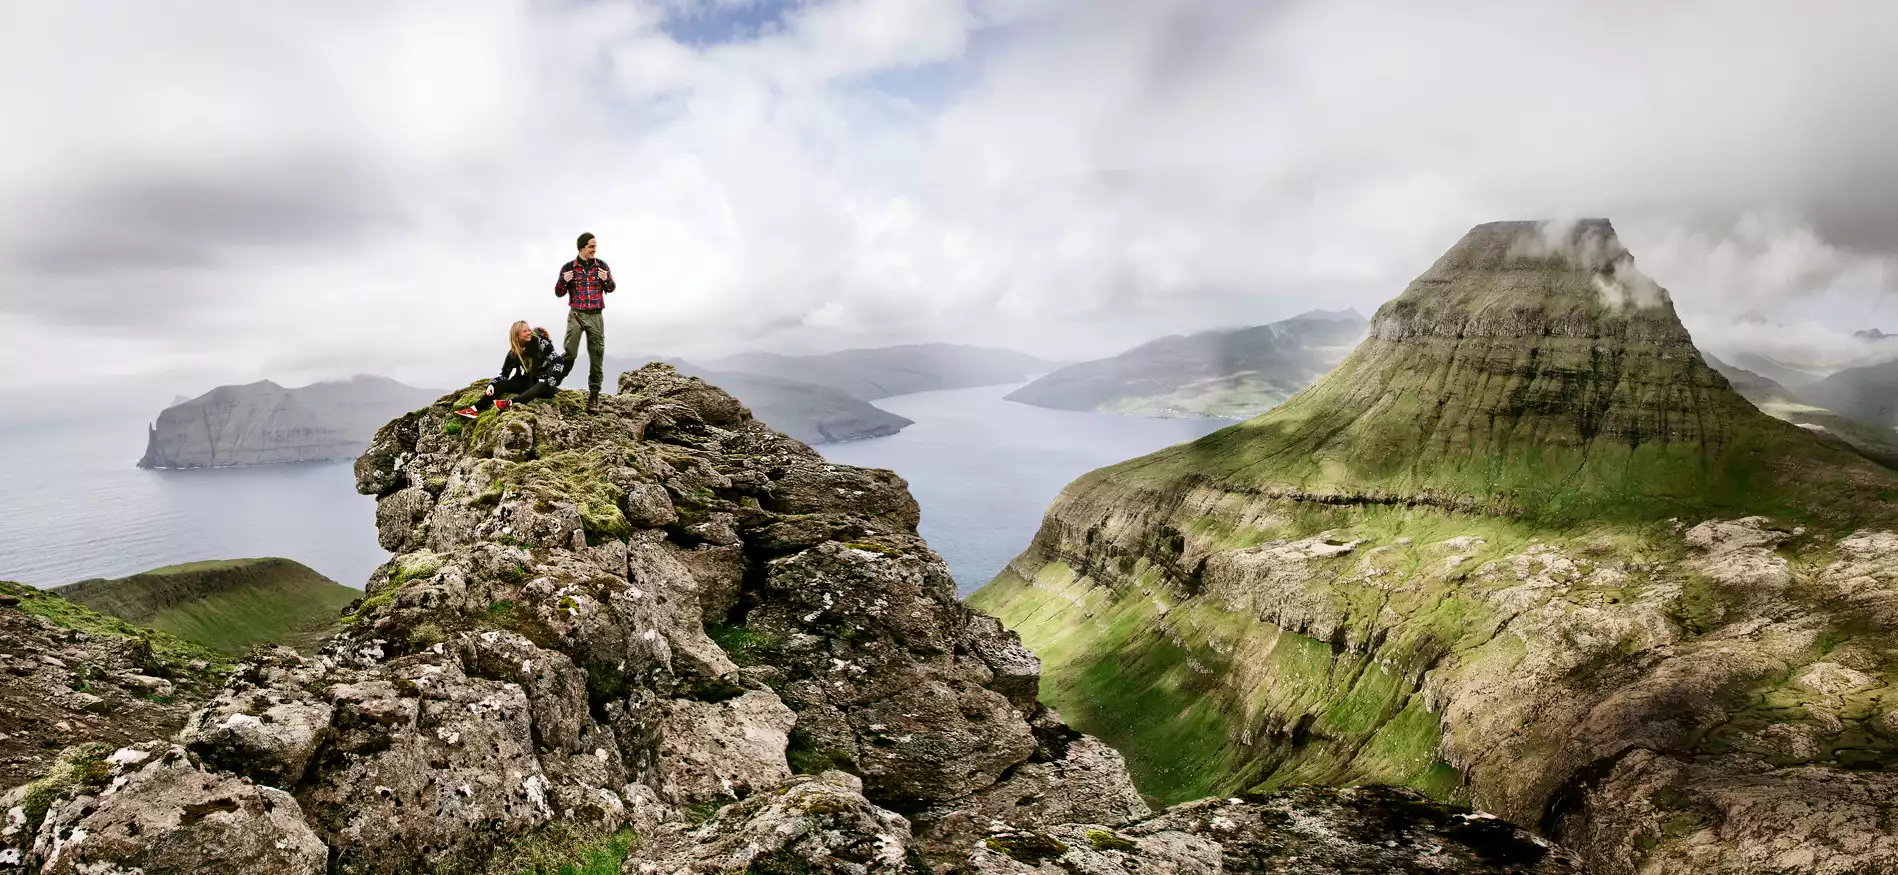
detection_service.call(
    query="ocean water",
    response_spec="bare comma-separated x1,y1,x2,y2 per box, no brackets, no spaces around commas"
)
0,383,1227,596
822,384,1229,593
0,415,384,590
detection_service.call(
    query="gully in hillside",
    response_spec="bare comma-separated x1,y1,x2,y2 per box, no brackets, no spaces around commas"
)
454,320,566,419
555,230,615,412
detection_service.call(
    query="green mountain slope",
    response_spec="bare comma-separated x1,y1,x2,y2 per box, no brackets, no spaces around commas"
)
1100,220,1894,526
970,220,1898,875
55,558,359,654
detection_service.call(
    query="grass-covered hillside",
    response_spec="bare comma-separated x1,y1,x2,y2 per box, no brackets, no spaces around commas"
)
970,220,1898,875
55,557,359,654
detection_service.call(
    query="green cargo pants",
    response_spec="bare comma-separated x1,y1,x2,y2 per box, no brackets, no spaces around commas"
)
563,308,606,395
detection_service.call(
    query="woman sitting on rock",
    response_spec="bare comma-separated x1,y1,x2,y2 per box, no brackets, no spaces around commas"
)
454,320,567,419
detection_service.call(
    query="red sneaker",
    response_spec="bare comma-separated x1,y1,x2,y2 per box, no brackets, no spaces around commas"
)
453,406,479,419
493,399,512,412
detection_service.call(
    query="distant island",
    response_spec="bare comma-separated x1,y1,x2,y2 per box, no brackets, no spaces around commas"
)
1005,308,1367,419
139,375,442,468
141,344,1058,465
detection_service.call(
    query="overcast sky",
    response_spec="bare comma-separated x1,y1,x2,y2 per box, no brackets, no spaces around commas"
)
4,0,1898,393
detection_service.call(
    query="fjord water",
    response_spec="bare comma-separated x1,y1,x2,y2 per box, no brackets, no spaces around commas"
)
0,382,1225,595
0,412,382,590
822,383,1228,593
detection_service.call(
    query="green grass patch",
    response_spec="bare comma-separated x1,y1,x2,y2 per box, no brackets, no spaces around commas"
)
53,558,359,654
0,580,231,675
707,623,780,667
494,825,636,875
20,743,110,828
492,450,631,542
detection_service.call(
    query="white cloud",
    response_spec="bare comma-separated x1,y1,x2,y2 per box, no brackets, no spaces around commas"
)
3,0,1898,392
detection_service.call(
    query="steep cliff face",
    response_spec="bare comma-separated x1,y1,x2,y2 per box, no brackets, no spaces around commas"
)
138,376,441,468
1,366,1576,875
138,381,353,468
971,221,1898,875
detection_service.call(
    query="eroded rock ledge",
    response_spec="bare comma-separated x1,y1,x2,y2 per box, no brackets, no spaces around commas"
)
3,365,1575,874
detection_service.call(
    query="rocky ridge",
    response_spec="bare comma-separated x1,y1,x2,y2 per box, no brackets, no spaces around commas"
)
971,221,1898,875
0,582,227,792
3,367,1575,874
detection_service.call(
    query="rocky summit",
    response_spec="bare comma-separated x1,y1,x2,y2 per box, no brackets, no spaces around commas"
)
971,220,1898,875
0,364,1572,874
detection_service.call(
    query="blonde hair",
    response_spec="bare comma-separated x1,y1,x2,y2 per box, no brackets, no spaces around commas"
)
508,320,535,371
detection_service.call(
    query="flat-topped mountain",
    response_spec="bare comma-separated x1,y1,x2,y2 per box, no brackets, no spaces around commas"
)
0,367,1576,874
138,375,442,468
55,558,359,654
972,220,1898,874
1119,219,1894,522
1005,308,1367,418
704,342,1059,400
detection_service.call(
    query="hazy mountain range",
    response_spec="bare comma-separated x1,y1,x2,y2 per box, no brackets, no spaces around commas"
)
1005,308,1368,419
703,343,1057,400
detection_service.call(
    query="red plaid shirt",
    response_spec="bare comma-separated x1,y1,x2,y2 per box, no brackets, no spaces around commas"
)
554,258,615,310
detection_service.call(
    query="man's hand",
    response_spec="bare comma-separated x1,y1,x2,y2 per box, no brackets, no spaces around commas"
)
485,385,495,396
562,270,574,283
596,267,610,281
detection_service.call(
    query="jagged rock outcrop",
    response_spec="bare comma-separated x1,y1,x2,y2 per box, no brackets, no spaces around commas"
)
973,220,1898,875
1006,308,1368,419
0,582,227,792
5,365,1577,874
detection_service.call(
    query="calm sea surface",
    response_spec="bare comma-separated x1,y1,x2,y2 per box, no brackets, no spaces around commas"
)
821,384,1228,593
0,383,1227,594
0,415,382,590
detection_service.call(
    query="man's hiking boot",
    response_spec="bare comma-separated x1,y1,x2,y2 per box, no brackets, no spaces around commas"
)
493,399,512,412
453,406,479,420
586,391,599,414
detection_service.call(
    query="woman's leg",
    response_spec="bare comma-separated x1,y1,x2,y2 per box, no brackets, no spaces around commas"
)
474,376,535,410
511,379,558,404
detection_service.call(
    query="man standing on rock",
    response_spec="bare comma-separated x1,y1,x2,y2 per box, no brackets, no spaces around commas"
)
555,231,614,412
